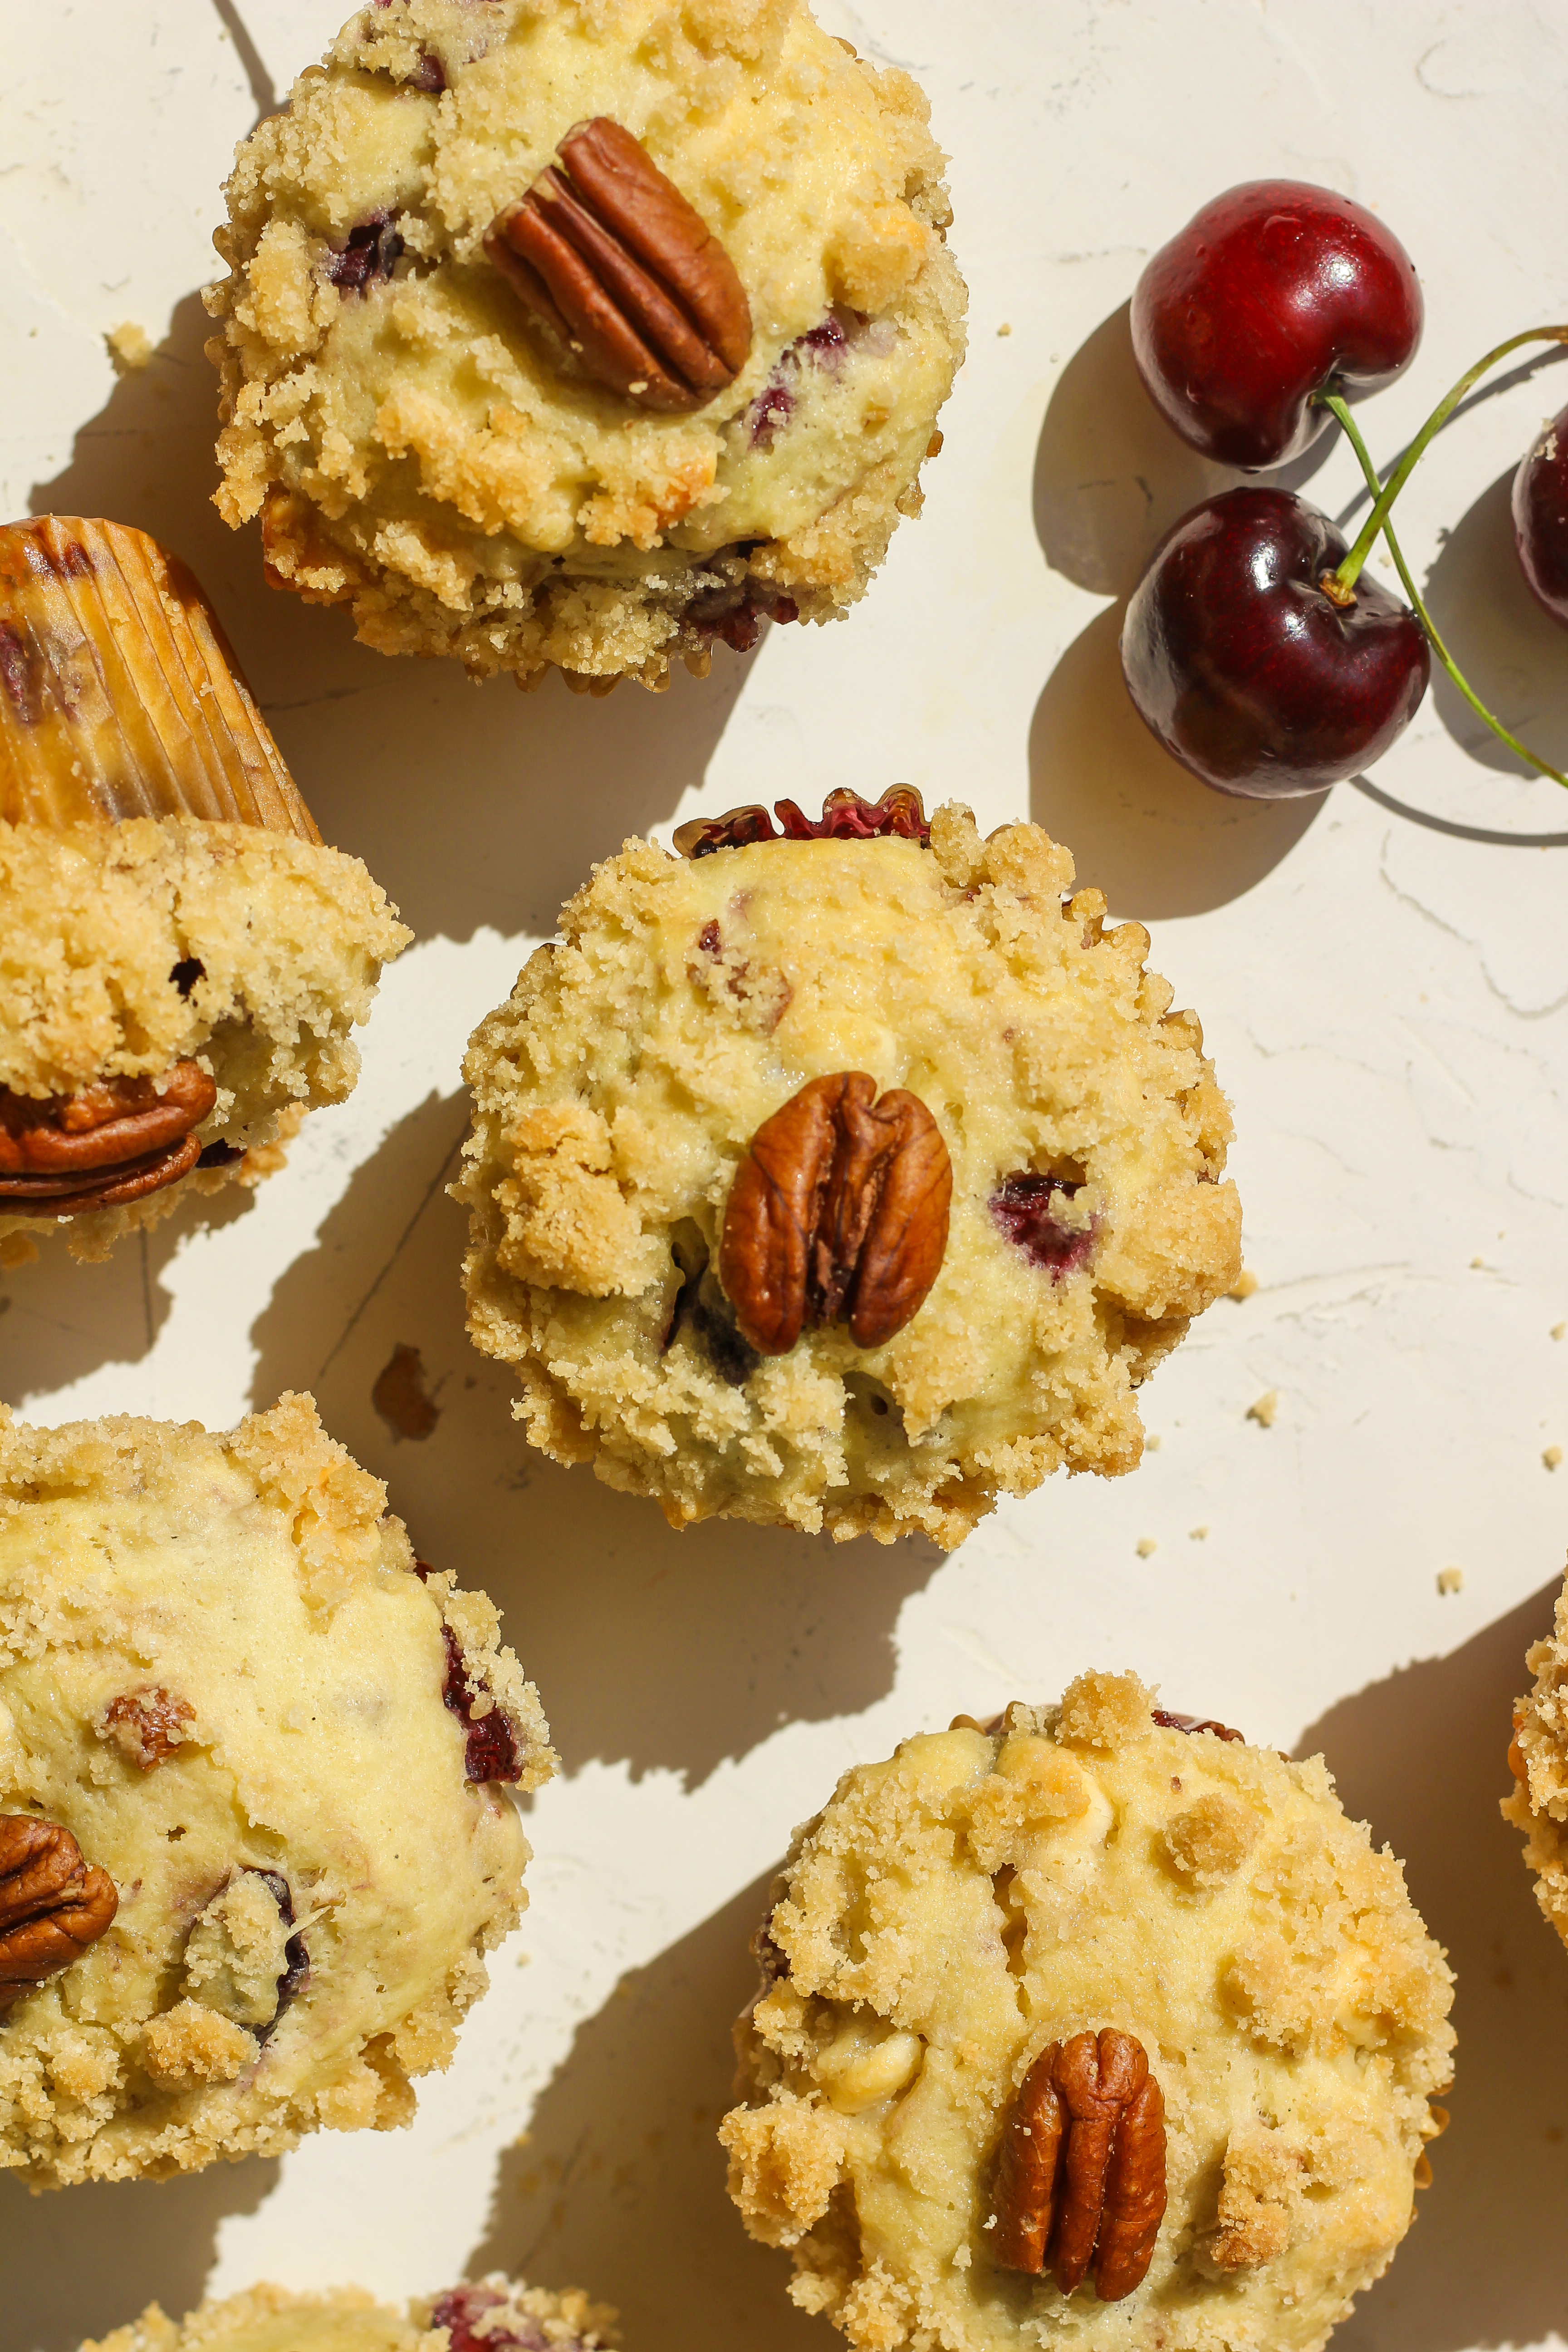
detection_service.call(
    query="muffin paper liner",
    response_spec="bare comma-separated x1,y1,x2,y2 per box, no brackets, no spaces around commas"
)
0,516,319,838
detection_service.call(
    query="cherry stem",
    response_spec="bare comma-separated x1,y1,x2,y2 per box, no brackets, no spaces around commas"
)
1332,325,1568,593
1319,389,1568,792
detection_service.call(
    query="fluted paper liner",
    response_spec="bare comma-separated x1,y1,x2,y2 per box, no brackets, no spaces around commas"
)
0,517,320,839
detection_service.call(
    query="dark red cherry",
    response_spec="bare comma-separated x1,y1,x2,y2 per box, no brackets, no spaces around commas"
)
1121,487,1430,798
1513,400,1568,626
1132,181,1423,469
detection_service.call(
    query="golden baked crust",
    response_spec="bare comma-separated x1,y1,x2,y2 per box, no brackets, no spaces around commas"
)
721,1674,1455,2352
1504,1568,1568,1950
81,2275,617,2352
0,817,409,1262
206,0,966,691
0,1394,554,2187
454,807,1241,1545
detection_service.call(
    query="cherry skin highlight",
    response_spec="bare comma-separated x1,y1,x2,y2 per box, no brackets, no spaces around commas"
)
1513,399,1568,626
1121,487,1430,798
1132,181,1423,469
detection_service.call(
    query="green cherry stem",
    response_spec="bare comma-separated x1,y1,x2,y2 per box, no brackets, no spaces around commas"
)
1317,382,1568,792
1331,325,1568,593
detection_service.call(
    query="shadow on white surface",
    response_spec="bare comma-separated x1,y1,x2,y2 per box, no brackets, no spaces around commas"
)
471,1870,822,2351
1301,1582,1568,2352
0,1183,258,1407
1,2153,279,2352
1027,301,1330,915
30,294,763,945
1423,466,1568,781
1032,301,1338,606
247,1091,941,1785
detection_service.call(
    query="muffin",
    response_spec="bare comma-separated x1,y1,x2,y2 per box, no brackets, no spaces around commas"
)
1504,1567,1568,1950
206,0,966,692
0,515,409,1264
454,792,1241,1547
0,1392,554,2187
720,1673,1455,2352
82,2275,617,2352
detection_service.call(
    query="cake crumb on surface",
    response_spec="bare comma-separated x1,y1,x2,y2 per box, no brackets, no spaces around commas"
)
1437,1567,1465,1595
1136,1536,1158,1558
1247,1390,1279,1428
1228,1267,1259,1299
106,322,152,371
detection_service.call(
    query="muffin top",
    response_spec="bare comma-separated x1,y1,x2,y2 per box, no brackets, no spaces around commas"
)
0,1394,554,2186
722,1672,1455,2352
81,2277,617,2352
208,0,965,681
457,799,1241,1546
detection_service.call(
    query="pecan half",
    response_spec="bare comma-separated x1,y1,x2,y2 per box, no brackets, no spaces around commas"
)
719,1073,952,1356
0,1061,216,1216
99,1686,195,1770
485,117,751,412
673,785,930,859
0,1817,118,2011
992,2029,1166,2302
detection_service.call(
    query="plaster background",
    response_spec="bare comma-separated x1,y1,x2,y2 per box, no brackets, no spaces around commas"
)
3,4,1568,2347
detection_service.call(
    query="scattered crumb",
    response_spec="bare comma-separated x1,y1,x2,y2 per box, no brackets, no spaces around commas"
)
1246,1390,1279,1429
106,321,152,372
951,2247,972,2271
1136,1537,1158,1558
1546,1446,1563,1471
996,322,1013,337
1228,1267,1259,1301
1470,1255,1486,1270
1553,1323,1566,1341
372,1342,441,1442
1189,1525,1210,1541
1145,1434,1161,1451
1436,1567,1465,1597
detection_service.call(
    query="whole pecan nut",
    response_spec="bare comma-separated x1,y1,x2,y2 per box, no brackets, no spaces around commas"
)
485,116,752,412
991,2028,1167,2302
719,1072,952,1356
0,1817,118,2009
0,1060,217,1215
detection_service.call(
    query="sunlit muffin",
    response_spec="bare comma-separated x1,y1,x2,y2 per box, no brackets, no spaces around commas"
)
207,0,966,691
722,1673,1454,2352
0,515,407,1265
0,1393,553,2186
455,792,1241,1546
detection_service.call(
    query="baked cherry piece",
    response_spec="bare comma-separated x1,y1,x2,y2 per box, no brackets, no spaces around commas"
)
1132,181,1423,469
1513,400,1568,626
1122,487,1430,798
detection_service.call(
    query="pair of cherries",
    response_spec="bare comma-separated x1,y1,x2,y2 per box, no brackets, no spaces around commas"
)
1122,181,1568,798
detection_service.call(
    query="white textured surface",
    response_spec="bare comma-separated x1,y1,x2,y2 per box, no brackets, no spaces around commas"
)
5,4,1568,2347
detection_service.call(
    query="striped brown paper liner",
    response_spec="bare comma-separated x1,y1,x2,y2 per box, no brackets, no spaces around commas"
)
0,517,319,839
